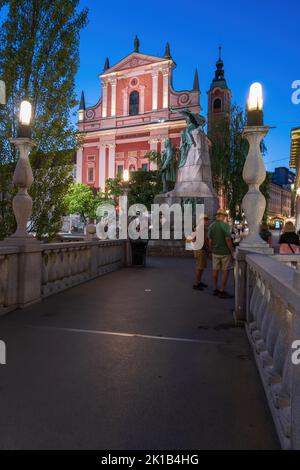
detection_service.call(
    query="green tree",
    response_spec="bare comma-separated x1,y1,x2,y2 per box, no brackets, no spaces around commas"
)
0,0,88,239
106,170,162,210
64,183,97,223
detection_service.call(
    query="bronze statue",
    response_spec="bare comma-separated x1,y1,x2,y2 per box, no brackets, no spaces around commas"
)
161,138,177,193
171,108,205,168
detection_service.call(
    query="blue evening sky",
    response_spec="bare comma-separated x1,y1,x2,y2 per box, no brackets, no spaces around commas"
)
1,1,299,171
76,0,300,172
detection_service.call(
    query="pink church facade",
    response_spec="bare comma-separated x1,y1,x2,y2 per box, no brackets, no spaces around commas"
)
76,40,201,190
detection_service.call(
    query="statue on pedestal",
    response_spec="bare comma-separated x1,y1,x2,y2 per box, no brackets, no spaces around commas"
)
166,108,217,207
161,138,177,193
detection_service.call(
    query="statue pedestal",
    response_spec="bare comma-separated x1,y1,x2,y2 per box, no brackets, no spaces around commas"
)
150,117,219,255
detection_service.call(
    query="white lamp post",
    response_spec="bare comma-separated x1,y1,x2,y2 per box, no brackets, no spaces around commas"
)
239,82,273,253
9,99,37,243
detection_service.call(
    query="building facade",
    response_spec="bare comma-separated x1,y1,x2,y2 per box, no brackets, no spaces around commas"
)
76,39,201,190
267,182,292,227
272,166,295,188
290,127,300,230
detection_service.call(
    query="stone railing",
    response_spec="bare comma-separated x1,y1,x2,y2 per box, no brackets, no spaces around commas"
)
0,240,125,314
274,254,300,270
0,247,18,315
243,253,300,449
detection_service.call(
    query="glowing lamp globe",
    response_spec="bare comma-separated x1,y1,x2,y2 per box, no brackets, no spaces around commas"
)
18,100,32,138
123,169,129,182
247,82,264,126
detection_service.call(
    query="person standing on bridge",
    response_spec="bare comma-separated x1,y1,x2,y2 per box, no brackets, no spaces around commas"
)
191,214,210,291
208,209,235,299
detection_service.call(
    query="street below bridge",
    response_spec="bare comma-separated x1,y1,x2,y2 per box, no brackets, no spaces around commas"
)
0,257,279,449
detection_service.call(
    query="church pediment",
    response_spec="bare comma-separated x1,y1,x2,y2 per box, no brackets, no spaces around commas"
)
102,53,169,75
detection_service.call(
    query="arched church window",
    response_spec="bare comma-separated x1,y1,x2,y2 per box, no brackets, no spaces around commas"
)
129,164,136,171
129,91,139,115
213,98,222,112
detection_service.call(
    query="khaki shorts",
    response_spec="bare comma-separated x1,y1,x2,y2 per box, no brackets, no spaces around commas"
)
212,254,232,271
193,249,207,270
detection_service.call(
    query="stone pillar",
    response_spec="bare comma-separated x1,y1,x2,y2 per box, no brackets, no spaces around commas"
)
9,138,36,241
234,249,250,321
3,137,42,308
140,86,145,114
122,87,128,116
76,147,83,183
111,76,117,117
162,67,169,109
152,69,159,111
99,144,106,190
108,144,116,179
102,81,108,118
240,126,274,254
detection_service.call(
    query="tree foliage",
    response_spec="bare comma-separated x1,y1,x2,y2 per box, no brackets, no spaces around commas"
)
64,183,97,223
106,170,162,210
0,0,88,239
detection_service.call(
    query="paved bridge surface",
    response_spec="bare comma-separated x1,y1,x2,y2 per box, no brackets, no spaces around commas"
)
0,257,279,449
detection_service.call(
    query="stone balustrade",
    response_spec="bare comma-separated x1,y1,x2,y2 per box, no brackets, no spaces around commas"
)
274,254,300,270
243,253,300,449
0,240,125,314
0,247,19,315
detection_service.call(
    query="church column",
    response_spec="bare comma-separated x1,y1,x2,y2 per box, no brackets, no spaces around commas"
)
102,80,108,118
152,69,159,111
140,86,145,114
111,76,117,117
162,66,169,109
76,148,83,183
99,144,106,190
108,143,116,179
149,138,158,170
122,87,128,116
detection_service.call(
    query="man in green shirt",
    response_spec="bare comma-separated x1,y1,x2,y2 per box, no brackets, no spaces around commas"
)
208,209,234,299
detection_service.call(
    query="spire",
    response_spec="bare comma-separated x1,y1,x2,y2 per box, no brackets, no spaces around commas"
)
215,45,225,80
103,57,110,72
134,35,140,53
193,68,200,92
164,41,171,59
210,46,227,90
218,45,222,61
79,91,85,110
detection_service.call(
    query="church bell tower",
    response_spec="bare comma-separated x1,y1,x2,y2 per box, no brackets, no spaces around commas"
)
207,47,231,139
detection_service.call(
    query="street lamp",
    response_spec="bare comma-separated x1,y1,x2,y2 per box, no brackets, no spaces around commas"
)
18,100,32,137
123,169,129,183
239,82,273,253
9,98,37,242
